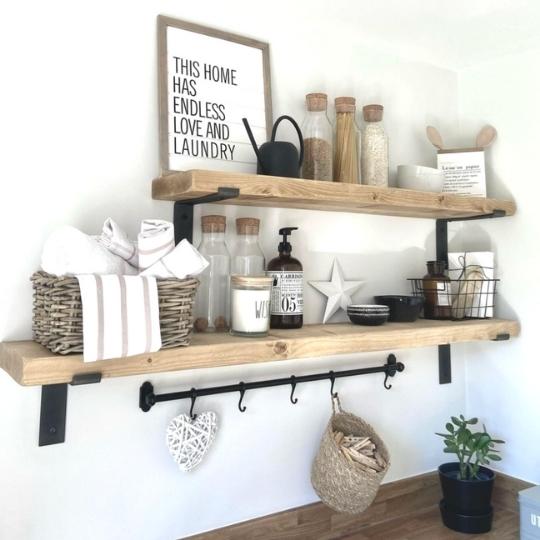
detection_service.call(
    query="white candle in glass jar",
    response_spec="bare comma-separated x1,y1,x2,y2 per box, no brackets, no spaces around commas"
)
230,276,272,336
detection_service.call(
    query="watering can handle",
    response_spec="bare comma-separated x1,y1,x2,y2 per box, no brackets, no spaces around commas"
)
271,115,304,168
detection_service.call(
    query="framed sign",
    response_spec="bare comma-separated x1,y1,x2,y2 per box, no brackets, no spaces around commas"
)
157,15,272,173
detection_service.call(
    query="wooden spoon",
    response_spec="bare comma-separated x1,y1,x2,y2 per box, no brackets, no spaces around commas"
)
426,126,444,150
476,125,497,148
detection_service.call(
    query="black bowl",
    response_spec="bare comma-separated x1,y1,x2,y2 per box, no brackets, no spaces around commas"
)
347,304,389,313
374,295,424,322
347,312,389,326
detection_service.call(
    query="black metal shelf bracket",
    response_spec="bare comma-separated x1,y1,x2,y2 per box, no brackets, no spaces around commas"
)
139,354,405,413
435,209,507,385
38,372,102,446
39,187,239,446
173,187,240,244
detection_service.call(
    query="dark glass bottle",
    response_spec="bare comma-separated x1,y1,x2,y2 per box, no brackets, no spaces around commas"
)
423,261,452,319
266,227,303,329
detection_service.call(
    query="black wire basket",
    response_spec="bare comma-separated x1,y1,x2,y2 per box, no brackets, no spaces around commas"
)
408,278,499,320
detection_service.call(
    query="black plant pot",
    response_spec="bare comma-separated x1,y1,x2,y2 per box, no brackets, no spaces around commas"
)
438,462,495,534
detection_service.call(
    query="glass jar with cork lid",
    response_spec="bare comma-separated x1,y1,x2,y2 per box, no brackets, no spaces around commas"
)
301,93,333,181
232,217,265,276
195,215,231,332
334,96,361,183
361,104,389,187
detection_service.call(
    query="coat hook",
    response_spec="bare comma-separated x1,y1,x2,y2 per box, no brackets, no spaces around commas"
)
383,353,400,390
290,375,298,404
238,382,247,412
329,371,337,397
189,388,197,419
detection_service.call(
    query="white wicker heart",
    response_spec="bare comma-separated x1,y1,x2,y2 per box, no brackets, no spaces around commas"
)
166,411,218,472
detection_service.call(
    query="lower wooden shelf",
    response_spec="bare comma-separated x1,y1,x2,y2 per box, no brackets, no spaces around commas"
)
0,319,519,386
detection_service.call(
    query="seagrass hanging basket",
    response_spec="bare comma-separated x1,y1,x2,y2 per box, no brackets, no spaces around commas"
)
31,271,199,355
311,395,390,514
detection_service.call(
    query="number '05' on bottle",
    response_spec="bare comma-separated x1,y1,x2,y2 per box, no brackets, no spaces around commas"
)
268,271,303,315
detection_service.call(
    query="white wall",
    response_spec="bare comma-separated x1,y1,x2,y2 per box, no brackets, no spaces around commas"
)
0,1,467,539
459,48,540,484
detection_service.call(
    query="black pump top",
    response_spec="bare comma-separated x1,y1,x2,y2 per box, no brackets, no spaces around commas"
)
278,227,298,253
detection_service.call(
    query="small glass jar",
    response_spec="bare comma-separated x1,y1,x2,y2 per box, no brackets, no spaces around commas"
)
423,260,452,320
334,96,361,183
361,104,389,187
302,93,333,181
232,218,265,276
195,215,231,332
230,275,272,337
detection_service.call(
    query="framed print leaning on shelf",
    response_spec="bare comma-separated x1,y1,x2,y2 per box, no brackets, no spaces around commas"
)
157,15,272,173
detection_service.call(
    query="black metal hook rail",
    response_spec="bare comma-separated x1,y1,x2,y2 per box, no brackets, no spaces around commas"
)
139,354,405,414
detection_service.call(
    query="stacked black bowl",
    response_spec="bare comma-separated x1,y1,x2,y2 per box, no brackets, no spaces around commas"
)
347,305,390,326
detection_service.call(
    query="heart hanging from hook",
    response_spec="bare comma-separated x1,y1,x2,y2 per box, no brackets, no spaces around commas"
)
189,387,197,419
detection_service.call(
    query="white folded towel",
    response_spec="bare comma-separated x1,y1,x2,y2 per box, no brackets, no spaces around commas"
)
99,218,138,267
138,219,175,270
141,239,209,279
41,226,138,277
77,274,162,362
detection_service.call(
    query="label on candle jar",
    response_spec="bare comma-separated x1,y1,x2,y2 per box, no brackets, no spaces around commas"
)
231,288,270,334
267,271,304,315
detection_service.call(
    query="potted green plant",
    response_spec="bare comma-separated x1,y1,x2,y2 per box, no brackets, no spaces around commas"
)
436,415,505,534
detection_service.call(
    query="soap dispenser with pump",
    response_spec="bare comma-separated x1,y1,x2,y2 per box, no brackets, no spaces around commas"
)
266,227,303,329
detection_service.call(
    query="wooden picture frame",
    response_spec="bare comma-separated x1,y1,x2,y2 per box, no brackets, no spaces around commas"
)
157,15,273,173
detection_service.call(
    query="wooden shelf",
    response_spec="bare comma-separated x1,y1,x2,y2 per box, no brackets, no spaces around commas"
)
152,170,516,219
0,319,519,386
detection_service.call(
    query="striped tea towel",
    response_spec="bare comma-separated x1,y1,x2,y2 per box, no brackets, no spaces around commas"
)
77,274,162,362
99,218,138,267
138,220,175,270
141,239,209,279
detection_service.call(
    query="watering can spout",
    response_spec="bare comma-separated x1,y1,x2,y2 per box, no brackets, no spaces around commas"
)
242,118,264,168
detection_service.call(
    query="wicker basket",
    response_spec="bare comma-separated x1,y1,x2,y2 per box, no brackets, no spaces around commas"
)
31,271,199,355
311,395,390,514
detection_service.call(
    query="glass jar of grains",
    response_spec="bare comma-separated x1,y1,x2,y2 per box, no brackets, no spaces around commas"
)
230,275,272,337
361,104,389,187
301,93,333,181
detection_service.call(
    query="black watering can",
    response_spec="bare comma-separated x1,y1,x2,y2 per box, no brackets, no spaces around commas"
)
242,115,304,178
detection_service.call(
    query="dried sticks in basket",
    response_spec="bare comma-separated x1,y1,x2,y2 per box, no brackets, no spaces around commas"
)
333,430,387,473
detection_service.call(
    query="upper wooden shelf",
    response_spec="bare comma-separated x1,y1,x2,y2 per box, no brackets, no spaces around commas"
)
0,319,519,386
152,170,516,219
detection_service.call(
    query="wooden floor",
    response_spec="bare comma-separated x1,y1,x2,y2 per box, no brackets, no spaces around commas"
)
188,505,519,540
186,472,529,540
337,504,519,539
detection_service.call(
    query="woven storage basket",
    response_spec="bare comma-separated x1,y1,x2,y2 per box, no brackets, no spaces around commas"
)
31,271,199,355
311,395,390,514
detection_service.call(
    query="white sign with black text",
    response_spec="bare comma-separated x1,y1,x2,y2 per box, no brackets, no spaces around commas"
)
437,149,487,197
158,17,271,173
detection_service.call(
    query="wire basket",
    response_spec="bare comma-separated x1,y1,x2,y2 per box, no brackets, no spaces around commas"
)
408,278,499,320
